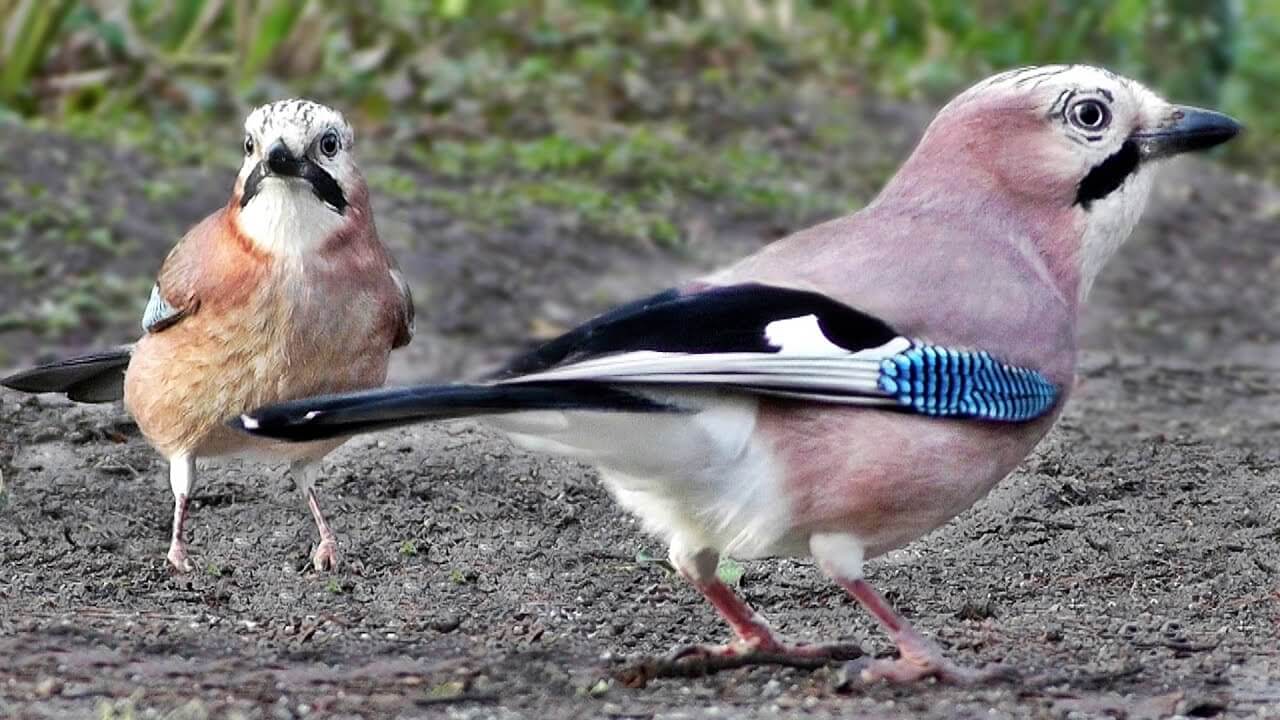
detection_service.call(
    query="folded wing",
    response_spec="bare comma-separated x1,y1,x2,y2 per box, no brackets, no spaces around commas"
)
235,283,1060,442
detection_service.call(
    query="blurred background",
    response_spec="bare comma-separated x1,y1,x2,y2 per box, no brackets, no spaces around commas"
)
0,0,1276,377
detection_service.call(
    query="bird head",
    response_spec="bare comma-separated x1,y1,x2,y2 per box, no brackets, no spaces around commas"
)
233,99,368,256
882,65,1241,301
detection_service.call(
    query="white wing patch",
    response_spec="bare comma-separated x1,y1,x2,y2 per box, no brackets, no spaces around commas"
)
764,315,846,355
764,314,913,358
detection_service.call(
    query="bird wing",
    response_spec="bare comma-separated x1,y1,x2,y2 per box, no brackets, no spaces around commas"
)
141,282,192,333
496,283,898,374
496,283,1059,422
140,219,213,334
389,267,415,349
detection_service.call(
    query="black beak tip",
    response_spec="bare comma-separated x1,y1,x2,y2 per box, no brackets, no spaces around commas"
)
1180,107,1243,146
1138,106,1244,159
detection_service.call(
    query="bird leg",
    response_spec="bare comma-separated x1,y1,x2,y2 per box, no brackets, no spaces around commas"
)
835,577,1016,685
667,546,861,663
306,490,339,571
166,454,196,573
292,461,339,571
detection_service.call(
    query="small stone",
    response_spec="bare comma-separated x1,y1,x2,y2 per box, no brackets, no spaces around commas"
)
34,677,60,698
429,615,461,633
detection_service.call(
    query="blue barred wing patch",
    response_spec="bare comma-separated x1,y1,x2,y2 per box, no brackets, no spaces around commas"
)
878,344,1058,422
142,284,187,333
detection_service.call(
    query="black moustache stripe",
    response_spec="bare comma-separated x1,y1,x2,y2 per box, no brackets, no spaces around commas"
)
1075,140,1140,209
240,161,268,208
301,162,348,215
238,160,348,215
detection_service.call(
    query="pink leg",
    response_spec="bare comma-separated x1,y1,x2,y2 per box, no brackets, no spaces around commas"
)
687,577,784,654
307,488,339,572
837,577,1015,684
671,576,860,661
166,493,193,573
293,461,339,572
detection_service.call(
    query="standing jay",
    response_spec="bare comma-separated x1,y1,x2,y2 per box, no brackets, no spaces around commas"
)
3,99,414,573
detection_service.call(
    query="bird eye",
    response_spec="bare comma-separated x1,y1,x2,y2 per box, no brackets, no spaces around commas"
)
243,135,255,155
319,130,340,157
1068,99,1111,131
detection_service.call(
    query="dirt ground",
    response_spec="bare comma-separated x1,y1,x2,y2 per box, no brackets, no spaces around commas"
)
0,114,1278,718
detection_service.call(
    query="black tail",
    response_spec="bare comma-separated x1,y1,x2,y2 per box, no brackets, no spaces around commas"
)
231,381,681,442
1,347,132,403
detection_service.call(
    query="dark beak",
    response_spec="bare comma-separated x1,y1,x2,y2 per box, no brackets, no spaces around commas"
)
241,139,349,215
266,141,304,176
1132,105,1242,161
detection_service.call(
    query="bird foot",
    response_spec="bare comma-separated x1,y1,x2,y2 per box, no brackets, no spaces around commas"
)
167,539,194,573
617,638,863,688
846,654,1018,685
670,637,860,662
829,576,1019,686
667,636,864,666
312,538,339,572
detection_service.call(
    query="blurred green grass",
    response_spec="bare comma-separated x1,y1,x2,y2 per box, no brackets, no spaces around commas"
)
1,0,1273,183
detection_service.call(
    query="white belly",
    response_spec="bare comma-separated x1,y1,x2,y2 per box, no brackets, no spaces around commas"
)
487,390,800,559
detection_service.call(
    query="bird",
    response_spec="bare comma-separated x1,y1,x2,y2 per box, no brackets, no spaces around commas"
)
2,99,414,574
233,66,1240,682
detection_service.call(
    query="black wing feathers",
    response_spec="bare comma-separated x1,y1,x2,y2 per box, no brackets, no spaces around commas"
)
496,283,898,377
237,381,682,442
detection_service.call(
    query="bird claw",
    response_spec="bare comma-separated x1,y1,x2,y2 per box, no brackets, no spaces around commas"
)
667,642,743,661
668,638,862,664
615,638,864,689
846,655,1019,685
167,540,193,574
312,539,339,572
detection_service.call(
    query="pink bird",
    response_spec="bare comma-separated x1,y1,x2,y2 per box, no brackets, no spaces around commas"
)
236,66,1239,682
3,99,414,573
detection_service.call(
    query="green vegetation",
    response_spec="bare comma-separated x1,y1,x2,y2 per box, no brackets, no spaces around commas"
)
716,556,745,587
1,1,1274,249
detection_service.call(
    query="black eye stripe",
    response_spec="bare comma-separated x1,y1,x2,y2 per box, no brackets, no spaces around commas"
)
1049,89,1077,118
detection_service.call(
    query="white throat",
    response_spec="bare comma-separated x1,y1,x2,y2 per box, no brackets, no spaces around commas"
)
237,179,346,257
1077,165,1156,301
